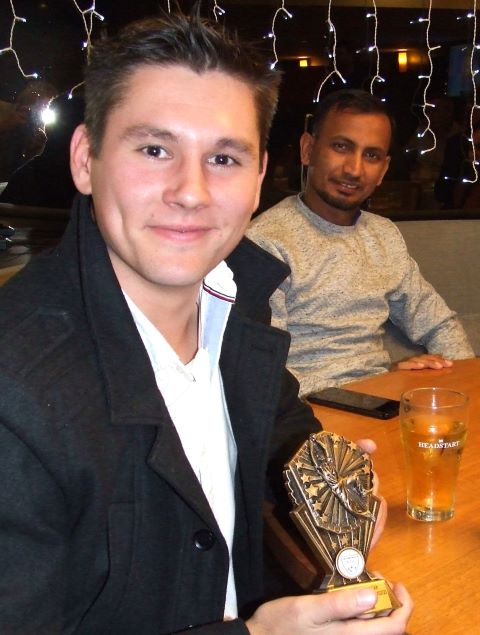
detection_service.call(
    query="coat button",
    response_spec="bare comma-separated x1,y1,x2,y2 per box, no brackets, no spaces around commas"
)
193,529,215,550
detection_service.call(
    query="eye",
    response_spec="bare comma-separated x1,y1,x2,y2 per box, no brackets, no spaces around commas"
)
208,154,239,167
332,142,348,153
141,145,170,159
364,151,381,162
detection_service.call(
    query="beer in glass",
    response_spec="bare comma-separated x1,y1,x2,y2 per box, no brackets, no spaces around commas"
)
400,387,468,522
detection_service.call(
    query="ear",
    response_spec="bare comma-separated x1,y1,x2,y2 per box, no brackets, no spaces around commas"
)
377,155,391,186
70,124,93,195
251,151,268,217
259,151,268,181
300,132,314,167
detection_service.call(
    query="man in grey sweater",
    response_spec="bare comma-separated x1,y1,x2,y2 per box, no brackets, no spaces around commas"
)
247,90,474,397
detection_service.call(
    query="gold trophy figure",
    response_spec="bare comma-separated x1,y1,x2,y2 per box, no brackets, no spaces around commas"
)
284,431,400,614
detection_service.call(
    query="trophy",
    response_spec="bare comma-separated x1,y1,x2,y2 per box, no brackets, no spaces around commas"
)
284,431,401,614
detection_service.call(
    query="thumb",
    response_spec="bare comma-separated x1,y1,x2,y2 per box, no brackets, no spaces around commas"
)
311,588,377,624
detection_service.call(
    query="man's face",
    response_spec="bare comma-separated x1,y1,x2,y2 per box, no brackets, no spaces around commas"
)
300,107,391,223
70,65,266,298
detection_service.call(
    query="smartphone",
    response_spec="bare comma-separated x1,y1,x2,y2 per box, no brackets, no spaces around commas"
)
307,387,400,420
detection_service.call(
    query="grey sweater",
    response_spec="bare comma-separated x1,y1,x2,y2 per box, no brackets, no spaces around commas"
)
247,194,474,396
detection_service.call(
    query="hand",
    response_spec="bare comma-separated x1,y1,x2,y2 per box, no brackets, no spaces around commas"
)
246,583,413,634
355,439,387,549
393,354,453,371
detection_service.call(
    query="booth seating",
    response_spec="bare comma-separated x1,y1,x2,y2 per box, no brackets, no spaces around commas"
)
384,218,480,360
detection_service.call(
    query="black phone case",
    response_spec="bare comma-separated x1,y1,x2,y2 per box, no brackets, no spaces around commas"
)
307,391,399,420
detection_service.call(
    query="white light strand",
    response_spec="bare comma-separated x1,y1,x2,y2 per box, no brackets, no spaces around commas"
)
367,0,385,94
0,0,38,79
212,0,225,22
68,2,105,99
417,0,441,155
71,1,104,57
464,1,479,184
315,0,346,101
166,0,171,12
267,1,292,70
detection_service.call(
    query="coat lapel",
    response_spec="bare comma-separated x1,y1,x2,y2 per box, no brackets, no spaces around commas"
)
69,195,219,529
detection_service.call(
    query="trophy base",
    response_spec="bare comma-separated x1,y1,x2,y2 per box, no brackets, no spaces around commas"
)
324,578,402,615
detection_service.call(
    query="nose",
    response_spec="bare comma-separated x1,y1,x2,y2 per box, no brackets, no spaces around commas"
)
163,157,211,210
343,151,363,178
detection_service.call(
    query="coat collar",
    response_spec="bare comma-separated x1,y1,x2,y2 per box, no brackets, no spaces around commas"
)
59,194,292,530
59,194,291,429
226,234,290,323
59,194,170,427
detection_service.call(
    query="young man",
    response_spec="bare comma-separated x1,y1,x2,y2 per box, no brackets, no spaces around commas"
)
0,17,411,634
247,89,473,397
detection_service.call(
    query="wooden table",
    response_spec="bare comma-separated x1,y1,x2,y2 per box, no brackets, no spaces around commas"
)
310,358,480,634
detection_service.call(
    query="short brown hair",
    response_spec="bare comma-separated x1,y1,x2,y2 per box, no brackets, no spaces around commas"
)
84,12,281,160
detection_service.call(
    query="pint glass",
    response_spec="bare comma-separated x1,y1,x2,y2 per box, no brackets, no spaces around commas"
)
400,387,468,522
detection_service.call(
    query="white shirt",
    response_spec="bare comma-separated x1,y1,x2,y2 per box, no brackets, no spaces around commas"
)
124,260,238,618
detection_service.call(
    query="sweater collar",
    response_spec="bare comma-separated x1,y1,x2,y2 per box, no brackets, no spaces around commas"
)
297,193,363,232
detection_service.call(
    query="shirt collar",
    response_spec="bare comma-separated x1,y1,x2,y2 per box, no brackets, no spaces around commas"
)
123,260,237,384
199,260,237,373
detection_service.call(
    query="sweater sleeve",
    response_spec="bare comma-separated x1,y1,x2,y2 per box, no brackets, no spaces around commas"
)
387,227,474,360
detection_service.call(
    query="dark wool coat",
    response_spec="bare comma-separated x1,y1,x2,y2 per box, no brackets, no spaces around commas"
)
0,195,319,634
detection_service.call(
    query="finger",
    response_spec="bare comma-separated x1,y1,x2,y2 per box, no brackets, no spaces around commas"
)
420,360,449,370
391,581,413,611
370,495,387,549
427,357,452,367
397,360,426,370
356,438,377,455
370,582,414,631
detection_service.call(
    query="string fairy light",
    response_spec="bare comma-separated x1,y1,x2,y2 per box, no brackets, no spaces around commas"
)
71,1,104,57
68,1,105,99
462,0,479,184
366,0,385,95
212,0,226,22
315,0,346,101
266,1,292,70
0,0,38,79
414,0,441,155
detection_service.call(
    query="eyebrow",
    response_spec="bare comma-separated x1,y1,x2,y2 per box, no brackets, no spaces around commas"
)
120,126,257,158
120,125,178,143
214,137,257,158
331,135,388,156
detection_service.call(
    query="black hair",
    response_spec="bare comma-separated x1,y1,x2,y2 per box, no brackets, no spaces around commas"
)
310,89,395,151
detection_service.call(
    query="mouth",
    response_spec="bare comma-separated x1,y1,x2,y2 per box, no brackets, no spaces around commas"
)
148,224,212,242
333,179,362,196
